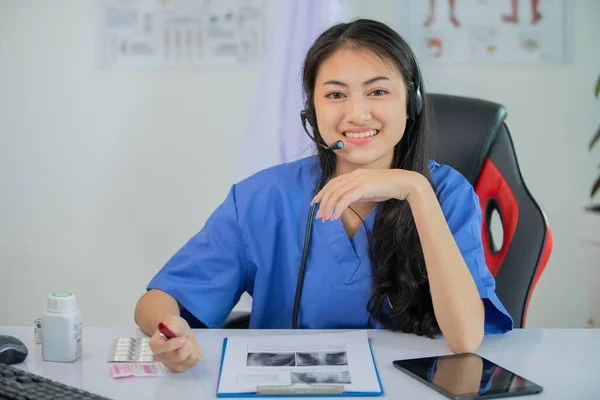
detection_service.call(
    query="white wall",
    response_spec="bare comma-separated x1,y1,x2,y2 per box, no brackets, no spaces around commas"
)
348,0,600,330
1,0,599,329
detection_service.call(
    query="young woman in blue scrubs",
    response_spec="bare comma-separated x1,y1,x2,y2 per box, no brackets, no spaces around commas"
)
134,19,514,373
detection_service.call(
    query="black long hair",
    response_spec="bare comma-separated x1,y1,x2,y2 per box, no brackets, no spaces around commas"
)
302,19,440,337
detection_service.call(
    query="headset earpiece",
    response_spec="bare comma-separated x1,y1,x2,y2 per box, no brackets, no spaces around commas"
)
411,83,422,120
303,102,317,128
408,51,423,121
300,109,308,123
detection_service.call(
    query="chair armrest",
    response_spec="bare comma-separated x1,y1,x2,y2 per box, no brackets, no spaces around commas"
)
223,311,251,329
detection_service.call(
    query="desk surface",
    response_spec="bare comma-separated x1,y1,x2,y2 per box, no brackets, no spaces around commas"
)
1,327,598,399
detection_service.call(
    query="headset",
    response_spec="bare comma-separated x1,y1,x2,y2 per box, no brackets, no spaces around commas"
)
292,52,423,329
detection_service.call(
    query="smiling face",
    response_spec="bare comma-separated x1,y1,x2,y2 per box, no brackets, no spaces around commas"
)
313,46,410,174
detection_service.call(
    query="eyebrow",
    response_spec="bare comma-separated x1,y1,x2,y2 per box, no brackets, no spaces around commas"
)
322,76,390,87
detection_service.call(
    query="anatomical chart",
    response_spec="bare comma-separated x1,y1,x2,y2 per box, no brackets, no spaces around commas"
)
404,0,570,64
96,0,264,68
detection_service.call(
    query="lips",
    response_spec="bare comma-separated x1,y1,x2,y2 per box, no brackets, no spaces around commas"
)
342,129,379,139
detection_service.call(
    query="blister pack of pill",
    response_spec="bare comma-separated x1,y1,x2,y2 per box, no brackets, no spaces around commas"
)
107,337,155,363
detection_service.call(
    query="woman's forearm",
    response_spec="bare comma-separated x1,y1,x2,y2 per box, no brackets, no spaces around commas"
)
406,176,484,353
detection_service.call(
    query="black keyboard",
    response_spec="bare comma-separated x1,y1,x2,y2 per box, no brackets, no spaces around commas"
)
0,363,111,399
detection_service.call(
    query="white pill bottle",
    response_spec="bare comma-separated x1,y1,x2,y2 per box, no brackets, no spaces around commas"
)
41,292,83,362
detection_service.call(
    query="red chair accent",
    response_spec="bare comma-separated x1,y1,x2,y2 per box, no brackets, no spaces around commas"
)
429,93,553,328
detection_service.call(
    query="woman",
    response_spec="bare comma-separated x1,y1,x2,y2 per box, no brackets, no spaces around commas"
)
134,19,513,373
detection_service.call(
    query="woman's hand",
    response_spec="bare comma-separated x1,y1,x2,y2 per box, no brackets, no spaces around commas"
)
311,168,428,221
148,315,203,373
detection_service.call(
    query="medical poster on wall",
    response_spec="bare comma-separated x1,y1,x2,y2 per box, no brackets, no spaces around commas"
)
404,0,570,65
96,0,264,68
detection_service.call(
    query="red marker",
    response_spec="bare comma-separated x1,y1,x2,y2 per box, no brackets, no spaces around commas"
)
158,322,176,339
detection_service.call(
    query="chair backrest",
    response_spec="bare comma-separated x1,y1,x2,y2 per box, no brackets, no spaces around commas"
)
428,93,553,328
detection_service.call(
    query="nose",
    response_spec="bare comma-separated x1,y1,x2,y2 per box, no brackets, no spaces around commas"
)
346,96,372,125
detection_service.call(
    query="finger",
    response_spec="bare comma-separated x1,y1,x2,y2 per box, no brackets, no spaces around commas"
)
187,346,203,368
151,335,188,355
314,177,353,218
320,179,360,220
149,329,167,353
332,188,365,220
160,344,203,373
165,361,189,373
193,345,203,363
161,333,198,362
311,175,345,205
157,335,196,363
157,347,192,364
161,319,190,338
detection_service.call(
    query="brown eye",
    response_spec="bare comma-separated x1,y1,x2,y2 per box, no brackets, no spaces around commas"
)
369,89,388,96
326,92,345,99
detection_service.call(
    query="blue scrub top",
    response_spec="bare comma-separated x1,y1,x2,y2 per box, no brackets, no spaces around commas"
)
147,155,514,333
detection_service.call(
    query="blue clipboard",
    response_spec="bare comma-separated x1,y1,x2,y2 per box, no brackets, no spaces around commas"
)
215,337,385,398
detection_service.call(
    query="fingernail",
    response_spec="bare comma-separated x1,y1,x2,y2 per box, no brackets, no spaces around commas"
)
179,337,187,344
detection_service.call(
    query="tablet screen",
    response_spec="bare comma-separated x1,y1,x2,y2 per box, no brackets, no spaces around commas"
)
393,353,543,399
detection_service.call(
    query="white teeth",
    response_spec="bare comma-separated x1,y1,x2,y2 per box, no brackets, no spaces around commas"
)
343,129,378,139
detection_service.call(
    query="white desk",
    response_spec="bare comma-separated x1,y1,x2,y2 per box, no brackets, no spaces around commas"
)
1,327,598,399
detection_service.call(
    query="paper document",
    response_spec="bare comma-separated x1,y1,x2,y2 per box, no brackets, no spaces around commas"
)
400,0,570,65
217,330,382,396
96,0,265,68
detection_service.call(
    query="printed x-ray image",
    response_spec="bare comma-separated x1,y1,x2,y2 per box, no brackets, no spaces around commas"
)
296,352,348,366
246,352,296,367
291,371,352,384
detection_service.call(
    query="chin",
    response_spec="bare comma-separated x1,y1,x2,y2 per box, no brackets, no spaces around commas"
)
338,150,386,168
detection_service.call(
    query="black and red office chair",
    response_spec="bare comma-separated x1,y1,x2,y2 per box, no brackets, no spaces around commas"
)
213,93,553,330
428,93,553,328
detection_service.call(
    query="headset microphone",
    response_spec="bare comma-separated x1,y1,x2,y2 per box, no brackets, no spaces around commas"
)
300,110,344,151
324,140,344,151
